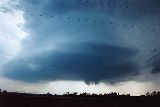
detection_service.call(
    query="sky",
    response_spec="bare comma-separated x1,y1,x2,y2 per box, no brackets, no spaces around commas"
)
0,0,160,95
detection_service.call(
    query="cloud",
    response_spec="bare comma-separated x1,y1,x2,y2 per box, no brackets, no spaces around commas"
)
3,42,139,83
2,0,160,84
0,0,27,68
145,50,160,74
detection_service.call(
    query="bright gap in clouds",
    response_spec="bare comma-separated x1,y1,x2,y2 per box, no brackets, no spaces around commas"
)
44,81,155,96
0,77,155,96
0,0,27,68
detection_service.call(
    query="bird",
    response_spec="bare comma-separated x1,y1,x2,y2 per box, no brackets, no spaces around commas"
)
58,16,62,18
101,21,105,23
153,49,158,53
67,17,71,20
77,18,81,21
84,19,88,22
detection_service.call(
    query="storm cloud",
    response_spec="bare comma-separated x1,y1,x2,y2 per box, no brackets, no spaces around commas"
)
3,42,139,83
2,0,160,84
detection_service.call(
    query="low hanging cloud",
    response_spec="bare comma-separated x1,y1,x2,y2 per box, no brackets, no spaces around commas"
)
3,42,139,84
2,0,160,84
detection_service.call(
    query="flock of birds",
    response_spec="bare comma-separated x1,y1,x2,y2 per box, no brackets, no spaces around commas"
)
27,1,160,66
78,0,160,13
25,0,160,32
0,0,159,32
28,13,158,32
0,0,160,61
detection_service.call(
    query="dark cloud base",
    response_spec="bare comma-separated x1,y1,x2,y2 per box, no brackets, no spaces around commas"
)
3,43,139,84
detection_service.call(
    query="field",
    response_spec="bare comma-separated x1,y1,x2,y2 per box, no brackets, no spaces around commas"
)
0,92,160,107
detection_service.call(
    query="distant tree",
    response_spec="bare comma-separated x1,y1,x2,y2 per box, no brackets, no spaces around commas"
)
63,92,71,96
156,91,160,96
66,92,70,95
151,91,156,96
3,90,7,94
46,92,52,96
92,93,97,96
73,92,78,95
146,91,160,96
146,92,150,96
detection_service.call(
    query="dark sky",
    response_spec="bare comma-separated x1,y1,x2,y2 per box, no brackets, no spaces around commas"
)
1,0,160,94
